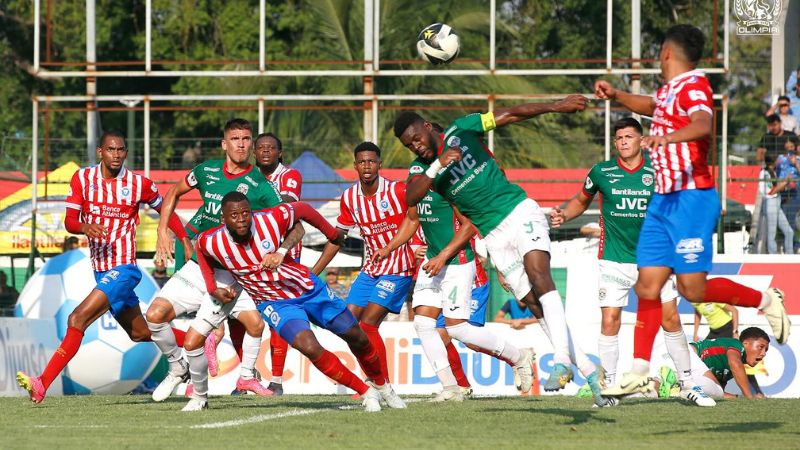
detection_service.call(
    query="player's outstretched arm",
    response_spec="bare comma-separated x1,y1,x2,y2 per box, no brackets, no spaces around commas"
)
550,191,593,228
422,206,476,277
724,304,739,338
261,222,305,270
155,178,193,264
406,147,464,206
312,233,345,275
493,94,588,129
594,80,656,116
727,349,754,399
693,310,702,342
371,207,420,265
642,110,712,150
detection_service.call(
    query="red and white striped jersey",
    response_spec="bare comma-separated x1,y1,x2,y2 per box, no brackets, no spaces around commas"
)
471,238,488,289
266,163,303,201
337,177,415,277
198,203,313,302
65,166,162,272
265,163,303,260
649,69,715,193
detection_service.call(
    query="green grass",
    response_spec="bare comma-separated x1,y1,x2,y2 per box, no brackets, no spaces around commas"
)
2,395,799,449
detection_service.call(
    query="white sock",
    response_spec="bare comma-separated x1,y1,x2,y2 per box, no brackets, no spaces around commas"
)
414,316,457,387
597,334,619,385
568,331,596,377
632,358,650,376
147,321,183,367
186,347,208,398
539,290,571,366
271,376,283,384
446,322,522,365
239,332,261,379
664,329,694,387
758,291,770,310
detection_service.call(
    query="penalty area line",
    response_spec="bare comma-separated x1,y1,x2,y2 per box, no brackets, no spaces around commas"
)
191,409,319,429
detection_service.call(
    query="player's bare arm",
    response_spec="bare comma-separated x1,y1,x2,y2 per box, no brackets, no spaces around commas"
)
196,237,237,304
405,147,463,206
311,228,347,275
727,349,754,399
642,110,712,150
594,80,656,116
422,206,476,277
64,210,106,239
371,207,420,264
724,304,739,337
155,177,194,264
550,191,593,228
493,94,589,128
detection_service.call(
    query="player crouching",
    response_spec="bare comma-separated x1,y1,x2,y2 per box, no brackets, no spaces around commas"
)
195,192,402,412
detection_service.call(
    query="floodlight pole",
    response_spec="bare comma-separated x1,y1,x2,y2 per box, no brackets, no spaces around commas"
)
33,0,40,72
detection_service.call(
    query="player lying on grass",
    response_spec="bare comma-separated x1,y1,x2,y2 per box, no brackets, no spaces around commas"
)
595,24,790,406
17,131,189,404
617,327,771,401
195,192,402,412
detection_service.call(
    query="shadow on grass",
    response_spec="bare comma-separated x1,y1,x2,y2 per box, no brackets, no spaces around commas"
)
651,421,783,436
484,406,617,425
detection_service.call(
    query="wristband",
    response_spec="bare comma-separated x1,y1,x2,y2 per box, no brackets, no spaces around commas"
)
425,159,443,178
277,247,289,256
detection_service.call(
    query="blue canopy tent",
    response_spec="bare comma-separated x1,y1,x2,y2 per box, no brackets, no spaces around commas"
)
289,151,352,208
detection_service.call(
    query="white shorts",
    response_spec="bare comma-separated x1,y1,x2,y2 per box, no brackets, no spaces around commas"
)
484,198,550,300
156,260,256,335
597,260,679,308
412,260,475,321
689,348,725,398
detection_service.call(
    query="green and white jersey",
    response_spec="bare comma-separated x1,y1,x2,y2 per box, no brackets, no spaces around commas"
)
409,112,527,237
407,164,473,265
184,160,283,238
582,157,655,264
691,338,745,386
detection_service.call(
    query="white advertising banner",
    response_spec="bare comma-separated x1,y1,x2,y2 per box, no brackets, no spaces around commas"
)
0,318,63,396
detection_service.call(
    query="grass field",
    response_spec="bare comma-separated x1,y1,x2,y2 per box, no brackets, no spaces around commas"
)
2,394,799,449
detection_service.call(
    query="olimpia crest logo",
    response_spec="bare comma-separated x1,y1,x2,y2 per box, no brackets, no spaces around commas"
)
734,0,782,35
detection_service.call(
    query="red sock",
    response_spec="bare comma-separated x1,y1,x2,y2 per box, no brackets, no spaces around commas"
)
40,327,84,390
270,328,289,378
312,350,369,395
229,319,246,361
633,299,662,361
351,340,385,386
703,278,762,308
171,328,186,347
359,322,389,382
445,342,471,387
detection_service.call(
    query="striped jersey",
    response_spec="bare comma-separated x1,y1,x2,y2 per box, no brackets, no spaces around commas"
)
472,239,488,289
649,69,715,193
66,166,162,272
337,177,415,277
266,163,303,201
198,203,313,301
265,162,303,260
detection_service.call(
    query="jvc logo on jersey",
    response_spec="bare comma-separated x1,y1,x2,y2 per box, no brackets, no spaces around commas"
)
417,202,432,216
448,153,478,186
614,197,648,211
204,202,222,216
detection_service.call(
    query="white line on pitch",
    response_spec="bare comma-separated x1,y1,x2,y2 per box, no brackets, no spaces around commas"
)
191,409,319,429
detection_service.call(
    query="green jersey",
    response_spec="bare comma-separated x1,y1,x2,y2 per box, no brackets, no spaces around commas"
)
185,160,283,238
582,158,655,263
411,112,527,236
406,166,474,265
691,338,745,386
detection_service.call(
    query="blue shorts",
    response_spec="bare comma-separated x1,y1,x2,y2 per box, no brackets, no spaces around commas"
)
347,272,413,314
93,264,142,317
258,274,354,344
437,284,490,328
637,189,721,274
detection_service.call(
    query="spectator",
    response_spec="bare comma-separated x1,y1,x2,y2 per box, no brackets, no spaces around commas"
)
0,272,19,317
759,153,794,254
765,95,799,134
494,298,538,329
325,268,349,300
787,67,800,116
182,142,201,167
692,302,739,342
62,236,80,252
776,138,800,251
756,114,797,163
151,258,170,289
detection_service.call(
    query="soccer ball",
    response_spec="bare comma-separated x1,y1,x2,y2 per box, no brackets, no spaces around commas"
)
417,23,460,65
15,249,161,394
